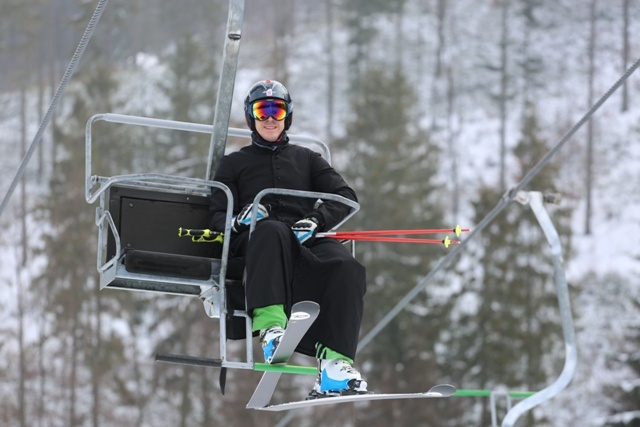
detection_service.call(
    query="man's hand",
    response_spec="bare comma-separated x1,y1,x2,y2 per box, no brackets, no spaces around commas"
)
292,217,319,246
232,203,269,233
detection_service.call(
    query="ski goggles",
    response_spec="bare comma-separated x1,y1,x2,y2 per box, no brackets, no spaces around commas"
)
250,99,290,121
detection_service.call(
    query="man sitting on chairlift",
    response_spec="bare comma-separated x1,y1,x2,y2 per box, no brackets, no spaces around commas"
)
209,80,368,397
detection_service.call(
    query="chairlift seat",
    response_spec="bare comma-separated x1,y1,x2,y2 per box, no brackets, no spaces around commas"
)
103,184,249,339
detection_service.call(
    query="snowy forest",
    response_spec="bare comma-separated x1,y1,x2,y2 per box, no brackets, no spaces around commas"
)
1,0,639,426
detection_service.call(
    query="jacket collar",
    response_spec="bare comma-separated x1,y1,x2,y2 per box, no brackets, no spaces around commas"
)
251,131,289,151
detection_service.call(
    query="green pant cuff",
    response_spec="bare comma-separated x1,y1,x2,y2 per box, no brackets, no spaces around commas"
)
252,304,287,332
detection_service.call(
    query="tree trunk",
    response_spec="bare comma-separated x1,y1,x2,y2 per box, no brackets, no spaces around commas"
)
434,0,446,78
446,66,460,218
325,0,335,139
585,0,597,235
621,0,629,112
499,0,509,191
91,286,101,427
394,1,405,73
18,86,28,427
69,287,79,427
272,0,295,82
36,318,47,427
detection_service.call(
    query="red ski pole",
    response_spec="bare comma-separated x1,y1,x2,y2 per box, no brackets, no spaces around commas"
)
317,234,460,248
318,224,469,238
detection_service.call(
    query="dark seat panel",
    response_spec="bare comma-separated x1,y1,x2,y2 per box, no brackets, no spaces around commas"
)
124,249,244,281
107,185,220,260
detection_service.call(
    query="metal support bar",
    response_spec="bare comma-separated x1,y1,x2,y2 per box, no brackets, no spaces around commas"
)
249,188,360,234
86,113,331,162
85,113,332,202
206,0,245,180
156,353,223,368
490,390,513,427
503,191,578,427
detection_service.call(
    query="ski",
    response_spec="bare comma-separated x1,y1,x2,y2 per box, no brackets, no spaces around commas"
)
246,301,320,409
255,384,457,411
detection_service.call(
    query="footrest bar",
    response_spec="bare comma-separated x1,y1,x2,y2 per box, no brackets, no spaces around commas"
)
155,353,223,368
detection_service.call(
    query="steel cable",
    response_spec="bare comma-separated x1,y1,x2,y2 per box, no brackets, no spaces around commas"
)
0,0,110,219
357,56,640,352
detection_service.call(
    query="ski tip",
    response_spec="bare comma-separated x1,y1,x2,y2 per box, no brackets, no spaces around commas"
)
428,384,456,397
291,300,320,317
290,311,312,321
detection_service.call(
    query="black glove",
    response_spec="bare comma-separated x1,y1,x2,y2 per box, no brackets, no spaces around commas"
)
232,203,269,233
291,217,319,246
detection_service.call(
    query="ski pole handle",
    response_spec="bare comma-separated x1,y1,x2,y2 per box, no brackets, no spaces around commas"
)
178,227,224,243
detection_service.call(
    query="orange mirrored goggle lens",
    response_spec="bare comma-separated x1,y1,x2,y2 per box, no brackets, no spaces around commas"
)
251,99,289,121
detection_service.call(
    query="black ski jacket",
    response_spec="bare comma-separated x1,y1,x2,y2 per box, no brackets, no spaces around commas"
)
209,134,357,233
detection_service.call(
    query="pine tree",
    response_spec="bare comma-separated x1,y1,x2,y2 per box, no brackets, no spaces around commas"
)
329,66,455,426
158,34,217,167
34,59,130,425
340,0,401,83
123,33,230,427
603,273,640,427
449,109,573,426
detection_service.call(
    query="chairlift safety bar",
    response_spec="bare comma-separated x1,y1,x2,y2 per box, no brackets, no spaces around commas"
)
500,191,578,427
85,113,332,203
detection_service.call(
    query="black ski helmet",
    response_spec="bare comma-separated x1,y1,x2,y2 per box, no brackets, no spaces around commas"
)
244,80,293,131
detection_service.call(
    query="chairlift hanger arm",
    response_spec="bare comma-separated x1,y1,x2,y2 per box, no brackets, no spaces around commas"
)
206,0,246,180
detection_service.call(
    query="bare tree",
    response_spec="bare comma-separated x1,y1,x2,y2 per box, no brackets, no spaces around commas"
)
18,93,28,426
621,0,630,112
393,0,407,73
434,0,447,78
445,65,461,218
271,0,296,82
498,0,509,192
585,0,597,235
325,0,335,139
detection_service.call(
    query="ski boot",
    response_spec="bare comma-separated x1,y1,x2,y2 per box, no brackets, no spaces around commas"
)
259,326,285,364
307,358,369,399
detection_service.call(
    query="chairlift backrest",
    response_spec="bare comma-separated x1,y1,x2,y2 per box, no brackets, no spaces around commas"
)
106,186,217,261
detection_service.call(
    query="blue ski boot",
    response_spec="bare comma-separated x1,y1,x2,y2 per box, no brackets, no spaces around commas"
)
259,326,285,364
307,358,369,398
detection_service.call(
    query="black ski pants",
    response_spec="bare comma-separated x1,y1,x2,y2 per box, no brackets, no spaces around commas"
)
230,220,366,360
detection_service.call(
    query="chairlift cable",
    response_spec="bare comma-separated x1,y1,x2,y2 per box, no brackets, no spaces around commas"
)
276,52,640,427
0,0,110,220
355,56,640,354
